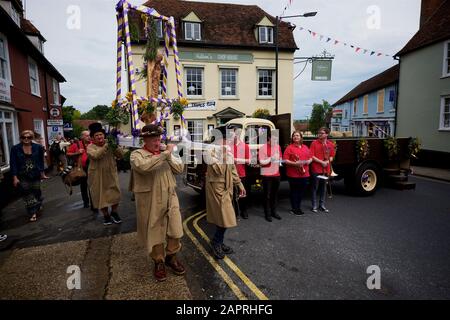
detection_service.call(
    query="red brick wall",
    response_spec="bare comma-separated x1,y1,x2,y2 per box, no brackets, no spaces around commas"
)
420,0,447,26
7,38,62,142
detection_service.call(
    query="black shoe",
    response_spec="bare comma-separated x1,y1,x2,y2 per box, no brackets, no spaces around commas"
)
103,216,113,226
241,211,248,219
83,202,89,208
221,244,234,255
265,215,273,222
111,212,122,224
211,242,225,259
290,209,305,216
272,212,282,220
319,206,330,213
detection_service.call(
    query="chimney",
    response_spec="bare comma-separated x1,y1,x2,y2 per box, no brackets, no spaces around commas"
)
420,0,446,27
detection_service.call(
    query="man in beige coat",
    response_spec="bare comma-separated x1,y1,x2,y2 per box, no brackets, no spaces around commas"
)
130,124,185,282
87,123,123,226
206,132,246,259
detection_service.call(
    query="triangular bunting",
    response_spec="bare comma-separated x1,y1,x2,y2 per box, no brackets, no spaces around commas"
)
326,38,331,42
334,40,339,45
356,47,361,53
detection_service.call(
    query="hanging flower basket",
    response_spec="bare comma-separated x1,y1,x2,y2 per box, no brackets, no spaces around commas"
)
171,98,188,121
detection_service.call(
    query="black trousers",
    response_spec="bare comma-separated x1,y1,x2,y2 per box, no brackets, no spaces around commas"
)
80,176,90,206
233,177,252,217
262,176,280,215
288,177,309,210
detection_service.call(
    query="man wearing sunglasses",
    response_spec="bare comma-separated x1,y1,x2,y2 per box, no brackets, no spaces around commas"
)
10,130,47,222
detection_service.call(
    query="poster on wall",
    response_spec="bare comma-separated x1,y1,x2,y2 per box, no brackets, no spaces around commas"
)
47,126,64,144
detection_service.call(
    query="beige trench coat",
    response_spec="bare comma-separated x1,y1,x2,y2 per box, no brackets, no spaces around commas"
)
206,149,244,228
87,143,122,209
130,149,184,256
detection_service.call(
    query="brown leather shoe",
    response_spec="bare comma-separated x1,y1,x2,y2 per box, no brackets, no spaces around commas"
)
154,260,167,282
165,254,186,276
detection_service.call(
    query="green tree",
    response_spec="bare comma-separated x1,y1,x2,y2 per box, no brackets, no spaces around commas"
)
80,105,110,120
62,106,81,124
309,100,332,135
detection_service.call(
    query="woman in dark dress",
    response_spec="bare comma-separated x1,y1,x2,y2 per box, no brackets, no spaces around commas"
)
10,130,47,222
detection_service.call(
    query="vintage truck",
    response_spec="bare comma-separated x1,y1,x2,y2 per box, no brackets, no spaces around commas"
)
184,114,415,197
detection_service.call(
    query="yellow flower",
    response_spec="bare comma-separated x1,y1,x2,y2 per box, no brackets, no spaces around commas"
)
126,92,133,102
111,99,118,109
179,97,189,106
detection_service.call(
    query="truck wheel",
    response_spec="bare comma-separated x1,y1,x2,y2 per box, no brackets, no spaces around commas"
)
354,163,380,196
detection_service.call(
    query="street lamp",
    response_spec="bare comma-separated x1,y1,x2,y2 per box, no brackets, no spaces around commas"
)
275,12,317,115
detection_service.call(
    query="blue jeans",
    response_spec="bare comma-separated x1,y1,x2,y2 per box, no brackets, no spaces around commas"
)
311,173,327,209
288,178,309,210
213,226,227,245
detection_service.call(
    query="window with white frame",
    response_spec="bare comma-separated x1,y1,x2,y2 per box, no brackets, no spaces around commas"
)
187,120,204,142
258,69,274,97
52,79,60,105
185,67,203,97
443,41,450,77
28,59,40,96
440,96,450,130
220,69,237,98
0,35,11,82
0,110,17,168
184,22,201,41
259,26,273,44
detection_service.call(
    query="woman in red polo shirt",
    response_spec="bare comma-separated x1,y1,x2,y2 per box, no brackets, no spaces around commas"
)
283,131,312,216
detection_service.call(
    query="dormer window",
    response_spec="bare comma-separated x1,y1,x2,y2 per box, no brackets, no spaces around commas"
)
259,26,273,44
185,22,201,41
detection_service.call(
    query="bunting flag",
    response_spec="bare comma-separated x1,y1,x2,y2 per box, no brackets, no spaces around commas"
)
298,26,393,58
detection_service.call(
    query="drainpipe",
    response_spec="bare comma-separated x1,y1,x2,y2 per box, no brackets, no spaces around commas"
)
393,58,400,137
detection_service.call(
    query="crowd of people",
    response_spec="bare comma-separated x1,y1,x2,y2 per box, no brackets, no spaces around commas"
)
3,124,335,282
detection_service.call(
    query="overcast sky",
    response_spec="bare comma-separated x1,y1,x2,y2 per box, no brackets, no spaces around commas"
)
25,0,421,119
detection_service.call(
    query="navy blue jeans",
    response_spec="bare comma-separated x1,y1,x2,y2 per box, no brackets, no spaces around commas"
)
213,226,227,245
288,177,309,210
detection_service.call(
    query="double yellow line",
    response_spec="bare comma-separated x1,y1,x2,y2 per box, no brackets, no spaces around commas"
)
183,210,269,300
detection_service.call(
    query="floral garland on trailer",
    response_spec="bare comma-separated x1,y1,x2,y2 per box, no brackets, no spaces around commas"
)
356,138,370,160
408,137,421,159
384,136,399,160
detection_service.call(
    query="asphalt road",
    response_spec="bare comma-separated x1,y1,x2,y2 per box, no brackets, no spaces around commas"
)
186,176,450,300
1,171,449,300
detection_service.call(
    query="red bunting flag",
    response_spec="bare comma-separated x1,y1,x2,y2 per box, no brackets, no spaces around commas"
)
356,47,361,53
312,32,317,37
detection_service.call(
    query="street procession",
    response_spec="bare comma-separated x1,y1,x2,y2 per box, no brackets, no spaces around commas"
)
0,0,449,305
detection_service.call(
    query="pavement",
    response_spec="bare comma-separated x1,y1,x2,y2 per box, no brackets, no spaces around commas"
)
0,171,199,300
411,166,450,182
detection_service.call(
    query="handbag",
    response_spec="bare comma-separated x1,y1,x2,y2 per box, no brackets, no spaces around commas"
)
63,155,86,195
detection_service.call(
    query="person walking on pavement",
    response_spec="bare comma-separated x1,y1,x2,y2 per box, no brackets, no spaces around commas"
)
10,130,48,222
205,131,246,259
310,127,336,213
87,123,124,225
258,130,282,222
229,128,251,219
283,131,312,216
130,124,186,282
67,131,95,210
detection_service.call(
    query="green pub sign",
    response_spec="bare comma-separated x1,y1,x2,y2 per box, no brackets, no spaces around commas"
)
312,60,332,81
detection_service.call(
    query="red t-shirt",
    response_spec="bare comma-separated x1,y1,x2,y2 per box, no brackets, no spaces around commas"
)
283,144,311,178
258,143,281,177
67,141,90,168
230,141,250,178
310,139,336,174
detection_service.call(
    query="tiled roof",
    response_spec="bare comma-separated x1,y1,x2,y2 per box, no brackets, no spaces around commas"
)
333,65,399,106
21,18,46,41
396,0,450,56
134,0,297,51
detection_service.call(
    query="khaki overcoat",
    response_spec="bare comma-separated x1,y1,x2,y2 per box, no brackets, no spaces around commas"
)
87,143,122,209
205,149,244,228
130,149,184,255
